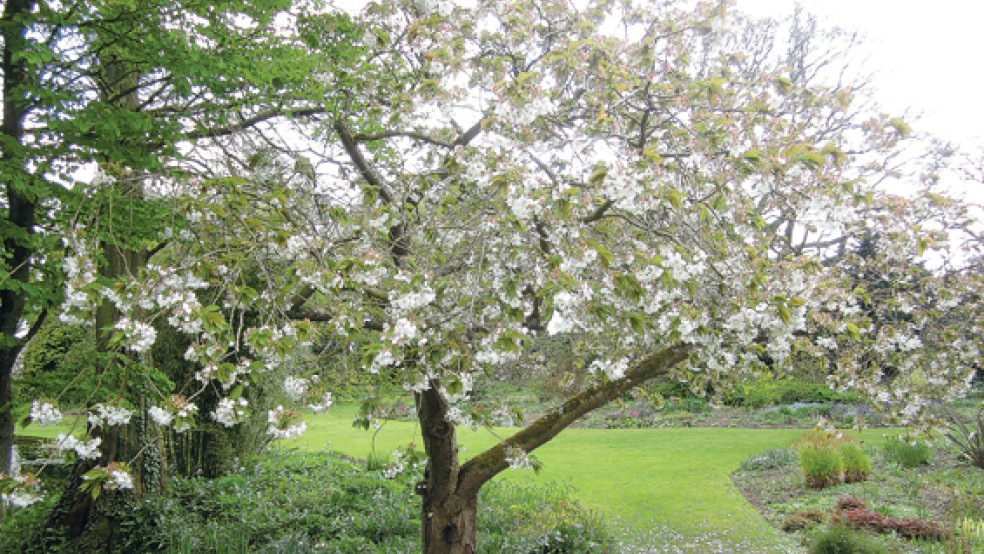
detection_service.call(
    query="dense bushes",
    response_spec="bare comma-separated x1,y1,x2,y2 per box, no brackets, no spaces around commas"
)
0,450,613,553
728,375,861,409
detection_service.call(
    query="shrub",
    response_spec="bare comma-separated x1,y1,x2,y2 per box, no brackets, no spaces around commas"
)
810,525,888,554
882,438,933,468
831,497,949,543
479,480,613,553
1,450,612,553
839,444,872,483
835,497,868,512
729,374,861,408
834,508,888,534
892,518,949,541
782,508,827,532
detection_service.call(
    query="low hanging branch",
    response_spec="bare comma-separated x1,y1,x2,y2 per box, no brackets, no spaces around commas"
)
456,342,693,497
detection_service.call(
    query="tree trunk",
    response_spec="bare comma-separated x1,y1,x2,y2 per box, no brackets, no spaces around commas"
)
422,490,478,554
416,386,479,554
0,0,38,488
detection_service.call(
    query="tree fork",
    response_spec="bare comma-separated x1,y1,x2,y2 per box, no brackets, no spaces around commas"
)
412,344,691,552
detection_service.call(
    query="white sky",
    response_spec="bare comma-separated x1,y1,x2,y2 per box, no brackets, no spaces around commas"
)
739,0,984,146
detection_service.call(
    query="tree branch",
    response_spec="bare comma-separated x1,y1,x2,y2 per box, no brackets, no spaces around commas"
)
456,343,693,496
334,120,395,204
182,106,328,142
353,130,454,148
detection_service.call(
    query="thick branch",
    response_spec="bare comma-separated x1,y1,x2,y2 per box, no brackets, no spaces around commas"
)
456,343,692,496
334,120,395,204
452,119,484,147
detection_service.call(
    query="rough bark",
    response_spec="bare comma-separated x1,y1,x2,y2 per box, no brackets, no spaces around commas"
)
415,343,692,552
416,386,478,554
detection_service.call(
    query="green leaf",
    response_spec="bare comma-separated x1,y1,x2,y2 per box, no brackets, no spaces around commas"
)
665,189,685,209
887,117,912,138
589,164,608,186
777,304,791,324
742,148,761,162
773,76,793,94
642,145,663,164
585,238,614,267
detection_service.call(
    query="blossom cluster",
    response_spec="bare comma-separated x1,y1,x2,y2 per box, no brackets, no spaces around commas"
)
149,395,198,433
1,473,41,508
114,317,157,354
267,405,306,439
212,397,249,427
88,404,134,428
30,400,63,427
504,446,533,470
55,434,102,460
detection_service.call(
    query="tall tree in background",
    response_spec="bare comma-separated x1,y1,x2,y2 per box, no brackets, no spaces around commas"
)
0,0,357,534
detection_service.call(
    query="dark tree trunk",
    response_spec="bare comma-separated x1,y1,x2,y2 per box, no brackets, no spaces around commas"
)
0,0,38,490
416,386,478,554
422,489,478,554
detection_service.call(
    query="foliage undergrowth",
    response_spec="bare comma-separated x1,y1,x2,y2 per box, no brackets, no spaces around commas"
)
0,450,612,553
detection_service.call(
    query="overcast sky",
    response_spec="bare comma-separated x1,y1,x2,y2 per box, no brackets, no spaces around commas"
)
738,0,984,146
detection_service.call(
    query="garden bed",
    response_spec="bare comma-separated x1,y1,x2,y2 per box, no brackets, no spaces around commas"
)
732,440,984,552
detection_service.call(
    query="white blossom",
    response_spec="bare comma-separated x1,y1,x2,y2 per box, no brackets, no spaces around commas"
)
283,376,309,401
56,434,102,460
148,406,173,427
307,392,334,413
107,469,134,490
212,397,249,427
390,318,419,345
88,404,133,428
504,446,533,470
267,405,307,439
30,401,63,427
5,490,41,508
114,317,157,353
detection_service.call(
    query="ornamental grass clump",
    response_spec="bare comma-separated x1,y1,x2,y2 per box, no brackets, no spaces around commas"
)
799,443,844,489
943,408,984,470
809,525,888,554
839,443,873,483
794,430,872,488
